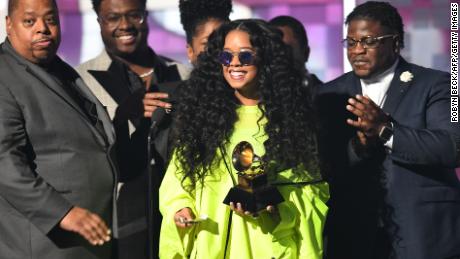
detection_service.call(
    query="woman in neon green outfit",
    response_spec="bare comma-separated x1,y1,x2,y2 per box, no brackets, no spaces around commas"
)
159,19,329,259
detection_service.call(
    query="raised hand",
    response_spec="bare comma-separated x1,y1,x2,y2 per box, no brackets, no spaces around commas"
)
143,92,172,118
346,95,390,139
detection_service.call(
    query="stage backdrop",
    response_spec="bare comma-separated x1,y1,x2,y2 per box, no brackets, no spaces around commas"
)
0,0,452,82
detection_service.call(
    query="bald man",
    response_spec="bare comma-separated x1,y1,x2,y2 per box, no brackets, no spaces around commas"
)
0,0,117,258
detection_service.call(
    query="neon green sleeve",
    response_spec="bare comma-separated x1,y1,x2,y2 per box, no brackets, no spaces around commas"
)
159,154,197,259
253,176,329,259
271,181,329,259
296,182,329,259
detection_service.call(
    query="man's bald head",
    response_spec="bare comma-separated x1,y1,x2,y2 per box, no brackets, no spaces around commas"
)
7,0,17,15
8,0,57,16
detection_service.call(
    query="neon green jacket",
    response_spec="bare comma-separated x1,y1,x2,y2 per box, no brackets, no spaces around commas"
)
159,105,329,259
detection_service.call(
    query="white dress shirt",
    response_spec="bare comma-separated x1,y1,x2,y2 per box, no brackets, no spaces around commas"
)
360,59,399,150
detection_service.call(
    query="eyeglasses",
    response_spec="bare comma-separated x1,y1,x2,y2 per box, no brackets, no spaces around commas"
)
342,34,397,49
99,10,147,27
218,50,256,66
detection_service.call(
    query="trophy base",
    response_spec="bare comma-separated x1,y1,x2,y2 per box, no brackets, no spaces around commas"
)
223,186,284,213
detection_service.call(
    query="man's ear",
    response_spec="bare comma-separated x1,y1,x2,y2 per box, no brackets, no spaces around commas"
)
6,16,11,36
394,36,401,53
304,46,310,64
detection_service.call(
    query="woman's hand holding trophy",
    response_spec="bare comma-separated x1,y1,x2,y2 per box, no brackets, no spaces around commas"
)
223,141,284,217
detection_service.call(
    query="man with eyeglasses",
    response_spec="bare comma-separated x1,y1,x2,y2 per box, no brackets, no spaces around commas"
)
76,0,189,259
317,2,460,259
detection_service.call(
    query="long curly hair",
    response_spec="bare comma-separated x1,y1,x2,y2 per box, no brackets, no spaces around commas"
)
171,19,319,190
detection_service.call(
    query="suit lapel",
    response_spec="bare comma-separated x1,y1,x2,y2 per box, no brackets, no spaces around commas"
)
88,60,132,105
25,63,91,120
349,72,363,96
382,58,413,115
155,61,181,84
75,78,115,145
2,42,89,122
15,53,112,146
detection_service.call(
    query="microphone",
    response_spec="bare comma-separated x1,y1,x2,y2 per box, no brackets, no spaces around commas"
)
149,107,166,137
146,106,165,259
146,81,179,259
148,81,178,128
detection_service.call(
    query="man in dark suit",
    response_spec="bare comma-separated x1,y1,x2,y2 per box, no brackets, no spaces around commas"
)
76,0,188,258
318,2,460,259
0,0,117,258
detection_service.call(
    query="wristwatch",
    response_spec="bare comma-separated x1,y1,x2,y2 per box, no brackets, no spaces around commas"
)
378,121,394,143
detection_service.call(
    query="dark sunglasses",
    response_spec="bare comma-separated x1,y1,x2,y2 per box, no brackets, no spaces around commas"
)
218,50,256,66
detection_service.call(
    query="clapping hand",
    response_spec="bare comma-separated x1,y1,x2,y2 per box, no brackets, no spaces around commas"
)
346,95,391,147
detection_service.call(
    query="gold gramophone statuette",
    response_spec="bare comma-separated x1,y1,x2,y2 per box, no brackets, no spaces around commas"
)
223,141,284,213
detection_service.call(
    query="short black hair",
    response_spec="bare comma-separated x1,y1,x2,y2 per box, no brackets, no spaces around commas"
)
179,0,232,44
345,1,404,48
7,0,16,15
91,0,147,14
8,0,58,15
269,15,309,62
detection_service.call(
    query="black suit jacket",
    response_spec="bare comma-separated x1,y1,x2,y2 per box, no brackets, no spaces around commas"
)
0,41,117,259
76,49,187,259
318,58,460,259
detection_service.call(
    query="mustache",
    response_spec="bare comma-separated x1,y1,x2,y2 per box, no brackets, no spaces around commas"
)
352,56,370,62
113,28,138,37
32,37,53,44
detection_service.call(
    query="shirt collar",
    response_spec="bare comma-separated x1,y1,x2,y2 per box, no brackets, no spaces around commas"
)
361,58,399,85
